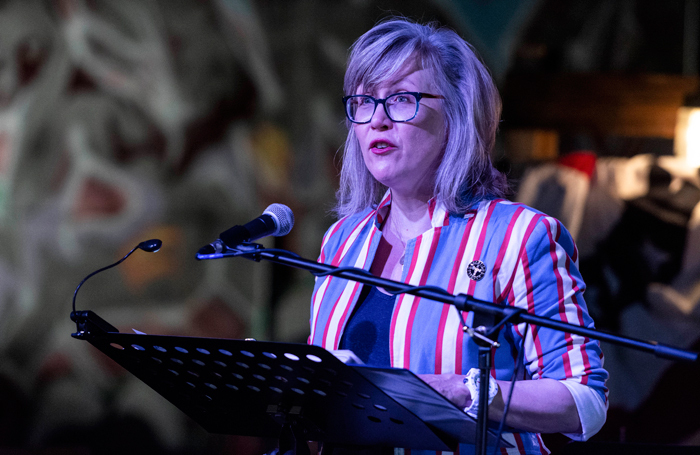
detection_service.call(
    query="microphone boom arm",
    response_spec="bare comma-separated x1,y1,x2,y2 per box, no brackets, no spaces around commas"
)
197,243,699,363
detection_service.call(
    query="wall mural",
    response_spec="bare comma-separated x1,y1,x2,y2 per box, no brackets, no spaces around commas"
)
0,0,293,452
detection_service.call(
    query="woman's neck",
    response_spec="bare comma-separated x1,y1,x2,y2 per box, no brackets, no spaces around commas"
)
388,191,433,241
369,191,434,284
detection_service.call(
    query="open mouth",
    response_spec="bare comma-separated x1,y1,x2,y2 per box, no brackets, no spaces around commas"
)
370,140,395,151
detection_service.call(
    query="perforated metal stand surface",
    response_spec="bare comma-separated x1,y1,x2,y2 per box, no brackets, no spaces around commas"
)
71,311,507,451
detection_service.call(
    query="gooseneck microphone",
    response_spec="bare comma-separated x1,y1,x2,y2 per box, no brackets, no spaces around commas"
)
198,203,294,255
71,239,163,316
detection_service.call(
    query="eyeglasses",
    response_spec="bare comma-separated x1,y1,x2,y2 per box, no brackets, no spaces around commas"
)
342,91,444,124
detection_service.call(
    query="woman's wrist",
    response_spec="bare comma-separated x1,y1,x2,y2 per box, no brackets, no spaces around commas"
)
462,367,499,417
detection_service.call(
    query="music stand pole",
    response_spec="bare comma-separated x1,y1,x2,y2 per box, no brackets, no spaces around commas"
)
279,421,310,455
475,345,492,455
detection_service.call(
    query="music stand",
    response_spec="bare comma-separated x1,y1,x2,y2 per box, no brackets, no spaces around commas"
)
71,311,510,453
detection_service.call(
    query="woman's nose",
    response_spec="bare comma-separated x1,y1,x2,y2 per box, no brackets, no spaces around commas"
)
369,101,392,129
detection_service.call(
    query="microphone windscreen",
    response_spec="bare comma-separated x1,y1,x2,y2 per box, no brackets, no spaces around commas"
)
263,203,294,236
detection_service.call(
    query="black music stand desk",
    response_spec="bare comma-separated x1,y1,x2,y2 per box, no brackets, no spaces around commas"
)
71,311,509,452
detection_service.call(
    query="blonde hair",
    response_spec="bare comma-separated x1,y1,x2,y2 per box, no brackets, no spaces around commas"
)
335,18,507,217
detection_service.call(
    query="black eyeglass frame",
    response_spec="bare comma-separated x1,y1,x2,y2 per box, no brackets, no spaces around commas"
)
342,91,444,124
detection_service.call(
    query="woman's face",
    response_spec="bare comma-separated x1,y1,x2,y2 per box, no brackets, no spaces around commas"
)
353,58,446,201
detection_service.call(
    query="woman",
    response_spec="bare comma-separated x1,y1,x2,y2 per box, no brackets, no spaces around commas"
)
308,18,608,454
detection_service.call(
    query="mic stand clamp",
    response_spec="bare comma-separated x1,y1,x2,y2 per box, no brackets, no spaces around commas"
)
236,242,265,261
70,310,118,339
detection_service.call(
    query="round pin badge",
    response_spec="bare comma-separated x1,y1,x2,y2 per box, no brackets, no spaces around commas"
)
466,260,486,281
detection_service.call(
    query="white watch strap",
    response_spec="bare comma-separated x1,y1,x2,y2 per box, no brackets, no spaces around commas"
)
463,367,498,417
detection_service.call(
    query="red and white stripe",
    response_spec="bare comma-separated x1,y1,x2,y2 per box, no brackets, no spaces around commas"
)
543,217,591,381
491,206,541,303
320,223,379,349
309,211,375,345
390,226,442,369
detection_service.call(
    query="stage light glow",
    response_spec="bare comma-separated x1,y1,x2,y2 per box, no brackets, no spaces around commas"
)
675,106,700,168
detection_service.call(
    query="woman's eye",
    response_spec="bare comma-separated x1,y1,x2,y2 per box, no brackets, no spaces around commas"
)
391,94,413,104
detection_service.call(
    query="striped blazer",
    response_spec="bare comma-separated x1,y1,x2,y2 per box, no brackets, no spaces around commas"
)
309,192,608,455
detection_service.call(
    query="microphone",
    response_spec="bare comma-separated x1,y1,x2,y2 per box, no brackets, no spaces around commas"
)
71,239,163,317
198,203,294,255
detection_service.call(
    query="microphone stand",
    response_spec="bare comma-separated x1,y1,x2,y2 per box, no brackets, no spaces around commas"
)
197,243,699,455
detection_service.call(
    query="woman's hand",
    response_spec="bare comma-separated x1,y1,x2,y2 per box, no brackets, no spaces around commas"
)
418,373,472,409
419,374,583,434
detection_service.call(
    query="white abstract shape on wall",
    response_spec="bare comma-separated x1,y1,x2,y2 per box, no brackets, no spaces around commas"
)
182,123,257,215
0,104,26,221
57,122,165,260
0,1,72,223
214,0,284,115
62,0,194,165
0,2,61,106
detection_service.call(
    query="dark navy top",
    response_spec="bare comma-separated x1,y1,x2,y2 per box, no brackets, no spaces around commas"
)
338,285,395,366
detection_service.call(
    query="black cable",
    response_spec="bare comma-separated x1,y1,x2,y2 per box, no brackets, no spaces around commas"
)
490,328,526,455
385,284,452,297
311,265,373,278
232,247,302,259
